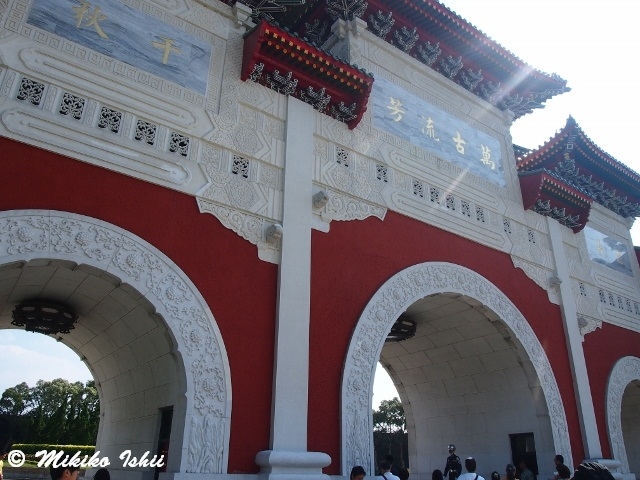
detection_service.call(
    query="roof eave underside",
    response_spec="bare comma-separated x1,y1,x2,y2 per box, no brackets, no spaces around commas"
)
233,0,569,119
517,120,640,203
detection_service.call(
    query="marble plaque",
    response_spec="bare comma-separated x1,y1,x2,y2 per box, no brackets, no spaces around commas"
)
584,226,633,277
371,76,505,187
27,0,212,94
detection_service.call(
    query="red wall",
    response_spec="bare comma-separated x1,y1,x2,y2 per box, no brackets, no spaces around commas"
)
308,211,585,472
4,137,625,474
583,322,640,458
0,137,277,473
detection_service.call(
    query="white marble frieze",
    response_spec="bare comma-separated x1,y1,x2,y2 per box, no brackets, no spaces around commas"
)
1,107,208,192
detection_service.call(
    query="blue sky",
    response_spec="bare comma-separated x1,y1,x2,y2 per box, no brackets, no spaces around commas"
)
2,0,639,407
0,330,93,392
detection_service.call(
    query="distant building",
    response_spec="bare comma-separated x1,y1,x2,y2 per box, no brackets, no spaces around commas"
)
0,0,638,479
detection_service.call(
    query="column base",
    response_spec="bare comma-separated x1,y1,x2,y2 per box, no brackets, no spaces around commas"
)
255,450,331,480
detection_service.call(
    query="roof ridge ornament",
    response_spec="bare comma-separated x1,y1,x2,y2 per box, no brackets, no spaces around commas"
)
393,25,419,53
304,19,328,45
326,0,368,21
439,55,463,80
416,40,442,66
238,0,306,21
368,10,394,39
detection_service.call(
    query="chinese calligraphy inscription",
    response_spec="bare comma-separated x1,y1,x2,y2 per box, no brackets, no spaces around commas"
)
373,77,505,187
27,0,211,94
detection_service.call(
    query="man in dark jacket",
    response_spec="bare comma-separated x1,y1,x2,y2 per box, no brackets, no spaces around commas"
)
444,444,462,480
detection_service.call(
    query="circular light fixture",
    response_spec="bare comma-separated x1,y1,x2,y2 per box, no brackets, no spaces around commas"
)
386,315,417,342
11,300,78,335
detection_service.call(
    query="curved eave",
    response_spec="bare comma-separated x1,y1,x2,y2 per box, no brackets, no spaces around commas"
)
517,118,640,201
273,0,569,118
519,170,592,233
241,20,374,129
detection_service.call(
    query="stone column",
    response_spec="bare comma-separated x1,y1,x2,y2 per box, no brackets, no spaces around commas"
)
255,96,330,479
547,217,602,459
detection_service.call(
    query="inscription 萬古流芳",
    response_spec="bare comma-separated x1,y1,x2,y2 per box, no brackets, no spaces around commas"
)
371,77,505,187
26,0,212,94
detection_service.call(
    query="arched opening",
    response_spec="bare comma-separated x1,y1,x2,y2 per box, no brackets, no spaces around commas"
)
607,356,640,478
621,380,640,477
0,211,232,478
379,292,554,477
342,262,572,478
0,259,186,480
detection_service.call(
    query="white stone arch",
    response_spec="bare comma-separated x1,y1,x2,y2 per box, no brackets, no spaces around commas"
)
606,356,640,474
0,210,232,474
341,261,572,475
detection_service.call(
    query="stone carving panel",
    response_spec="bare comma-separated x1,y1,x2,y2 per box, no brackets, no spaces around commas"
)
341,261,572,475
196,199,281,264
577,314,602,337
510,257,559,304
198,145,280,219
318,190,386,224
606,356,640,474
0,210,231,474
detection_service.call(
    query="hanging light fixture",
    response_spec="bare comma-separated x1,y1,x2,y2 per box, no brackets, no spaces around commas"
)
385,314,417,342
11,300,78,335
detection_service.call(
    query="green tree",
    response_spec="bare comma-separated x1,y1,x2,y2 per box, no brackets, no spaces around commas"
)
0,382,33,417
373,397,408,471
0,379,99,445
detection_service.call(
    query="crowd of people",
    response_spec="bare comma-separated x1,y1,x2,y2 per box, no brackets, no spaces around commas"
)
350,445,619,480
1,441,618,480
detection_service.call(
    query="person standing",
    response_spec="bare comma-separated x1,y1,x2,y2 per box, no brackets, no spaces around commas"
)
444,444,462,480
350,466,366,480
556,465,572,480
93,469,110,480
50,465,80,480
519,460,534,480
0,451,6,480
380,460,400,480
553,455,567,480
398,467,410,480
457,457,486,480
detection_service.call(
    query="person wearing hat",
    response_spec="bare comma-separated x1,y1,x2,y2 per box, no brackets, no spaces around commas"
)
444,444,462,480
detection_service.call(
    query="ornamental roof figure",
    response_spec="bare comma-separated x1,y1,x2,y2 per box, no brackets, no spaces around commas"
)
232,0,570,118
517,117,640,229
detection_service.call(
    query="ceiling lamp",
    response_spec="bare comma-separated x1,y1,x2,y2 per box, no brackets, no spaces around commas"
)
11,300,78,335
386,315,417,342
